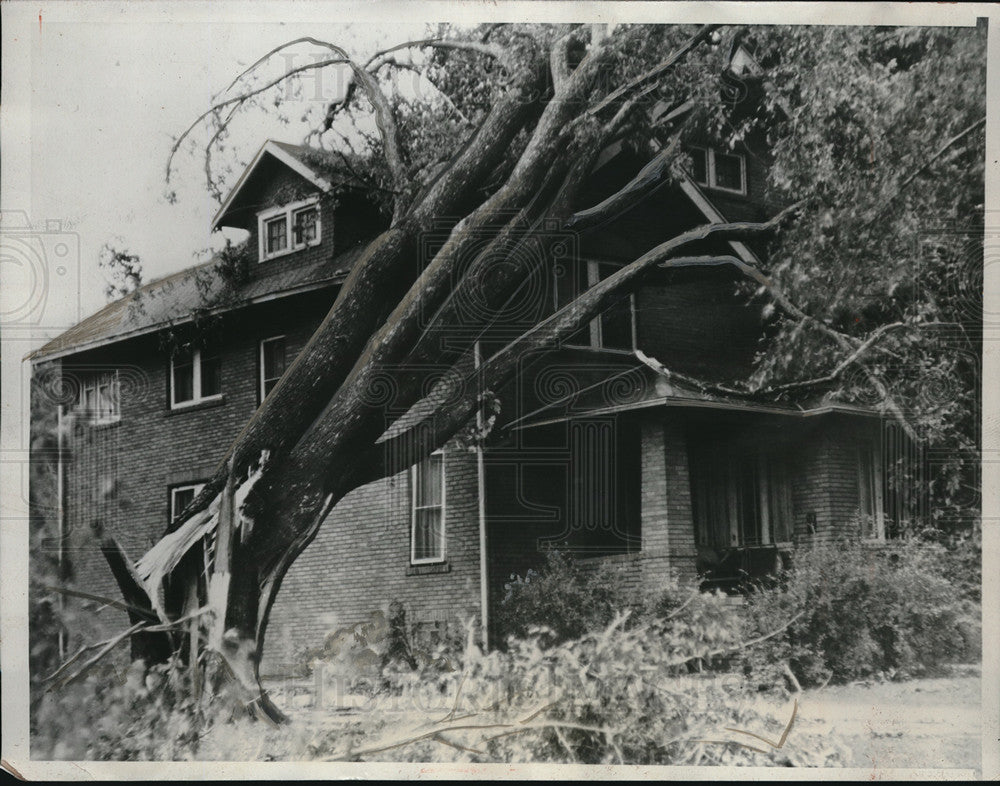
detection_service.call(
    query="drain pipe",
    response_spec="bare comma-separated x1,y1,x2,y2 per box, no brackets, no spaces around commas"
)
56,402,66,660
474,341,488,650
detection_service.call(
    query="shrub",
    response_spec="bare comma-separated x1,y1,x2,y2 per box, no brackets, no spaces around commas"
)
495,550,633,646
496,550,748,666
742,537,979,688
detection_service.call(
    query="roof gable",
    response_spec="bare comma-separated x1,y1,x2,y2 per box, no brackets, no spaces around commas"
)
211,140,333,232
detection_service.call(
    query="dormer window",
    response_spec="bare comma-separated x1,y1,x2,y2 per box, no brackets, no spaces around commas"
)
689,146,746,195
257,198,321,261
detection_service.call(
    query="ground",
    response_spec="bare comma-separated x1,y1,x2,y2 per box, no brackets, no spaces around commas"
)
197,664,982,769
780,663,981,773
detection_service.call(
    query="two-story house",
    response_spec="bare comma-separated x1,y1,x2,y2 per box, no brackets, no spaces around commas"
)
30,125,912,672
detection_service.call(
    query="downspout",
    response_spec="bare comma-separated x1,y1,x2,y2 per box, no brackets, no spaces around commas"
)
474,341,489,650
56,402,66,660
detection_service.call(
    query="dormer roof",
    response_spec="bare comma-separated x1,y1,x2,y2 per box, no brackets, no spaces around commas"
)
211,140,334,232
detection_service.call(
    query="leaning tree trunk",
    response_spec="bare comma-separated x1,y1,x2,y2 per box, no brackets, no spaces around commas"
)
97,25,810,719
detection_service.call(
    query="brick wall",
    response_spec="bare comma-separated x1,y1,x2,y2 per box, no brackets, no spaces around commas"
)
791,415,881,545
52,290,333,650
266,442,483,674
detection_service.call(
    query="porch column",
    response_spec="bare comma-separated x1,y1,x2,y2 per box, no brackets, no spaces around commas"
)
640,417,697,586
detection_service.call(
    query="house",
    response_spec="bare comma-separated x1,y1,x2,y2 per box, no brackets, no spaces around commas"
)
29,122,916,672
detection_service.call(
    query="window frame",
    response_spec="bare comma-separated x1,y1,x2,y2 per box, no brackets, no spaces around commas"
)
688,145,747,196
169,348,223,409
259,335,287,402
553,260,637,353
78,371,121,425
170,482,206,524
410,449,447,565
257,197,322,262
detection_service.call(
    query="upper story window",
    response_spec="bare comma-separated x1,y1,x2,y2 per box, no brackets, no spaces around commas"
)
689,146,747,195
78,371,120,425
170,347,222,408
259,336,287,401
257,198,322,262
553,260,636,352
411,450,445,564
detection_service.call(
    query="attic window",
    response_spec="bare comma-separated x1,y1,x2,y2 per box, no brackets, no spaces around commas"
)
257,198,321,261
689,146,746,195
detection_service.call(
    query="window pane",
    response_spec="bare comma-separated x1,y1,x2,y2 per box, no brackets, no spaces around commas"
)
690,148,708,185
767,459,792,543
713,152,743,191
598,264,632,350
690,445,731,548
84,386,97,417
416,453,443,508
200,352,222,397
266,217,287,253
262,338,286,397
413,509,442,561
108,374,120,417
858,446,877,537
172,488,195,521
293,207,318,245
173,353,194,403
736,461,762,546
97,383,112,420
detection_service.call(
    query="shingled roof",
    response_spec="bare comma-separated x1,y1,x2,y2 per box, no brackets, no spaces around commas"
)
29,242,365,362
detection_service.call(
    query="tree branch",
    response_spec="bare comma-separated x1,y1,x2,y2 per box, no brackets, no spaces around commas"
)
166,56,349,185
565,136,680,232
763,321,907,394
365,37,506,71
867,115,986,225
588,24,721,116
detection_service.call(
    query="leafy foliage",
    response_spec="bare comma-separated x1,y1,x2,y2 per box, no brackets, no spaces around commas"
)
98,242,144,302
739,25,986,532
741,538,980,689
294,615,847,766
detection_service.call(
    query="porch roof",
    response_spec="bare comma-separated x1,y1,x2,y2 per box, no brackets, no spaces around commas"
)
505,353,881,431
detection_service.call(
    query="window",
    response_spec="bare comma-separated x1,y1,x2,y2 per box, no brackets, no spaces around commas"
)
259,336,287,400
171,482,206,523
170,482,214,584
78,371,120,424
264,215,287,255
689,443,793,548
553,260,636,351
411,451,445,564
293,206,319,245
170,348,222,408
689,146,747,195
257,198,322,261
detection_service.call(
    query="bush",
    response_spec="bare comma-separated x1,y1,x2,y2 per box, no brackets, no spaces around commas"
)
742,537,980,688
496,550,748,663
496,550,633,646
